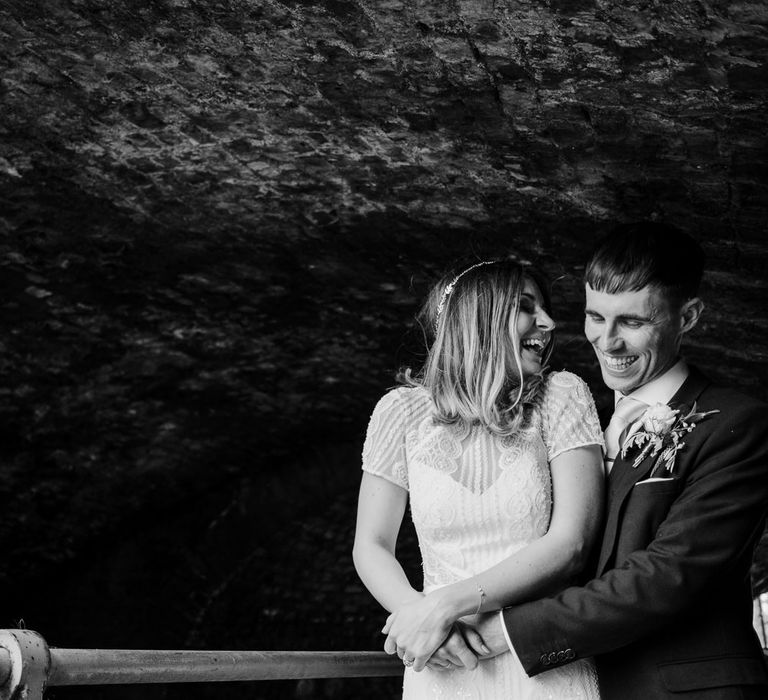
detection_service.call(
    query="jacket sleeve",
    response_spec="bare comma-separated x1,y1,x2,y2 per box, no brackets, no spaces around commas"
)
502,401,768,675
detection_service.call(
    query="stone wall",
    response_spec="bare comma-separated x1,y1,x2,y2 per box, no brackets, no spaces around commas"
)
0,1,767,696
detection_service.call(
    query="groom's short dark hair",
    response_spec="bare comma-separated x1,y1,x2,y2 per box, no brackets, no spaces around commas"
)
585,222,705,307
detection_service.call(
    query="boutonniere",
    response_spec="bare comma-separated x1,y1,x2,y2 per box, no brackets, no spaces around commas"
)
620,402,720,476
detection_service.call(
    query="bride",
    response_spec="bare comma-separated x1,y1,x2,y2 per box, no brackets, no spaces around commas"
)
353,258,604,699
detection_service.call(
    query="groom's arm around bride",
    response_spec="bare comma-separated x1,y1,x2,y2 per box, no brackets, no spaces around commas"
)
477,223,768,699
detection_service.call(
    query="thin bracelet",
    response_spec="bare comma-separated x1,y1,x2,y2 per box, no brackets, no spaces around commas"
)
474,580,487,615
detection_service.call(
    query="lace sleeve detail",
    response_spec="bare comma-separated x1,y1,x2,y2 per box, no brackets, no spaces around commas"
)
541,371,604,462
361,388,409,490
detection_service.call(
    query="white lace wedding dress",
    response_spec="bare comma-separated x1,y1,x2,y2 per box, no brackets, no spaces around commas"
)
362,371,603,699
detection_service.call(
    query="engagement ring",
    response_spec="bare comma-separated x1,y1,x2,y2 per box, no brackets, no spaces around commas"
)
403,658,414,667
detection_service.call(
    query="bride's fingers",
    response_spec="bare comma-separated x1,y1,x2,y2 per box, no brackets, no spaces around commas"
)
383,635,398,655
381,614,394,634
442,632,478,670
412,652,431,673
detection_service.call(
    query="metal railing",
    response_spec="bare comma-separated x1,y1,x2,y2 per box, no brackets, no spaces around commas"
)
0,630,403,700
3,612,766,699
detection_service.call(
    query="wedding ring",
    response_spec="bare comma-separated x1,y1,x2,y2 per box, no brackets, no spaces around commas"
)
403,657,414,667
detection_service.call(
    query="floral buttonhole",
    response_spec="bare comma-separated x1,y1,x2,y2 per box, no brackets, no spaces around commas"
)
620,402,720,478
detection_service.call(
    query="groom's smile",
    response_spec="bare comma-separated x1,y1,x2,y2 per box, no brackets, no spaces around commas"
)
583,284,683,394
599,353,638,371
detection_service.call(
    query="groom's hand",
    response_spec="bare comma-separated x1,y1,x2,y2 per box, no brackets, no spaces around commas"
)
429,616,509,671
471,612,511,659
428,624,480,671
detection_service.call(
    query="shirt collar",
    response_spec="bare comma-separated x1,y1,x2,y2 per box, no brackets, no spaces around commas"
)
615,358,689,408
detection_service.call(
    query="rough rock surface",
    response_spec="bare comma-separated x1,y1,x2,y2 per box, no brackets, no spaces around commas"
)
1,1,767,698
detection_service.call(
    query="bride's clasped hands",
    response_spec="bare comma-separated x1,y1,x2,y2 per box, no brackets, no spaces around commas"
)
382,588,493,673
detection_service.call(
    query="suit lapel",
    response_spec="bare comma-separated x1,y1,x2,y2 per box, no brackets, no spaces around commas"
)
597,367,711,575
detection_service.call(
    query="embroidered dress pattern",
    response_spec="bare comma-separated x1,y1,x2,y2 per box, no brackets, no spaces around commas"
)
362,372,604,699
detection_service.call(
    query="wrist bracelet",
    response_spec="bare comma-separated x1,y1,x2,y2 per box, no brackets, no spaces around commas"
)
474,580,487,615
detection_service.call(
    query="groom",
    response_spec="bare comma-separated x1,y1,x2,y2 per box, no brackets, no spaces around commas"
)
493,223,768,697
431,223,768,697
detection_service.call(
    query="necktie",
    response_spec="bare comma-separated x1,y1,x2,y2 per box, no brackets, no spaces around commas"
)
604,396,647,471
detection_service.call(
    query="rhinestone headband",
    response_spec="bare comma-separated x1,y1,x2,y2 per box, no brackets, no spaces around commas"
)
435,260,496,329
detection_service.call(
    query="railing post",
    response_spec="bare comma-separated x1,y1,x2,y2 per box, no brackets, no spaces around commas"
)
0,630,50,700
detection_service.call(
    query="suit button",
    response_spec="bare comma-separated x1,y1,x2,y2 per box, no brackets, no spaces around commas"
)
540,653,550,666
556,651,566,662
565,648,576,660
548,652,558,664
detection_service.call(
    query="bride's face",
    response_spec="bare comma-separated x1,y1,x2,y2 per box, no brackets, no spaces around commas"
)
512,277,555,377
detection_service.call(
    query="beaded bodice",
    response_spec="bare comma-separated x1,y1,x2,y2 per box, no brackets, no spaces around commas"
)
363,371,602,591
361,371,604,699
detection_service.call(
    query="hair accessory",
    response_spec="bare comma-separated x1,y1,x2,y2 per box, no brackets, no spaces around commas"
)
474,580,487,616
435,260,496,329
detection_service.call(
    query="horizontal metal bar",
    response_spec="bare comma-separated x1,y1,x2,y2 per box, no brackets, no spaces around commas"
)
48,649,403,685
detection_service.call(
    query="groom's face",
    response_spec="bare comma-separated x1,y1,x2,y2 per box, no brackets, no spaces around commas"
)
584,283,683,395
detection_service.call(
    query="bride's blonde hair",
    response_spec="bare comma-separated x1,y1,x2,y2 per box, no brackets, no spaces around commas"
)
402,259,554,437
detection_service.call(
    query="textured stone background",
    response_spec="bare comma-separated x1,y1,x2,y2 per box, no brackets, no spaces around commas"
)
1,1,767,698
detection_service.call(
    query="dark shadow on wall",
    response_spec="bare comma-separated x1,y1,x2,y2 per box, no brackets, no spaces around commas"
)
1,1,767,698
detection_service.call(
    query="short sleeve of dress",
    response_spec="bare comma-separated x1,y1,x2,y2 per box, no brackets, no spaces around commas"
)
361,388,409,490
540,371,604,462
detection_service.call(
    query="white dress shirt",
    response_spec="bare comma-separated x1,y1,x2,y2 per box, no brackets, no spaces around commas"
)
617,358,689,415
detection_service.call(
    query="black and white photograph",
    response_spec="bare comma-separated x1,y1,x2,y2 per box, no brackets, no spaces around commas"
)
1,1,767,699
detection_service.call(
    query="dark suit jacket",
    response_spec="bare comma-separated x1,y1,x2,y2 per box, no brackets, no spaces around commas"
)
502,367,768,699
